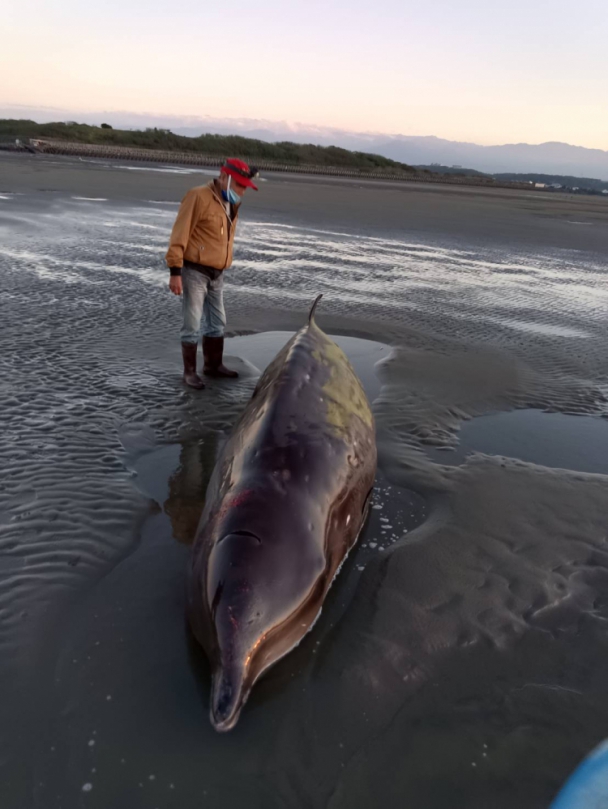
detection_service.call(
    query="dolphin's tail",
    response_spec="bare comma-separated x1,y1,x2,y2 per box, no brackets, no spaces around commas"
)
308,294,323,324
210,662,247,732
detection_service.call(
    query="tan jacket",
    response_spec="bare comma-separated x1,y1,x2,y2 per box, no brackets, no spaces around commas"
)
165,181,239,271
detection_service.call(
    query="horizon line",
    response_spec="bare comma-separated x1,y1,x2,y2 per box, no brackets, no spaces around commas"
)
1,103,606,154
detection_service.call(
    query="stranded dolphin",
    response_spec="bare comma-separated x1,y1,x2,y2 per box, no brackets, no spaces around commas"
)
187,295,377,731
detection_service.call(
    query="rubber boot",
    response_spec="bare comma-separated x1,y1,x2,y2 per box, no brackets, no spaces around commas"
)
203,336,239,378
181,342,205,389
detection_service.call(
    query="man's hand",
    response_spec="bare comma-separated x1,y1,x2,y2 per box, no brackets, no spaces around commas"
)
169,276,183,296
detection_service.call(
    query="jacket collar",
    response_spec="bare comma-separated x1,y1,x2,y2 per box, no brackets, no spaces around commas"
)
210,179,239,221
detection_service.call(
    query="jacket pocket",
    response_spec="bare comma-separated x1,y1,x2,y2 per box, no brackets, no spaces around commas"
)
211,214,225,237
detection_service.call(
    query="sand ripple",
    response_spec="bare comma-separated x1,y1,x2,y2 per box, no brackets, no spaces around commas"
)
2,194,608,808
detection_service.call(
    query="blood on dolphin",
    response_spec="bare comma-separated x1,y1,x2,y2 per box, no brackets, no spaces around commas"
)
187,295,377,731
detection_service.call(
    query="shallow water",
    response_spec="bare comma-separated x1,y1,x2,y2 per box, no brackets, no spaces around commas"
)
226,330,390,402
1,189,608,808
430,409,608,474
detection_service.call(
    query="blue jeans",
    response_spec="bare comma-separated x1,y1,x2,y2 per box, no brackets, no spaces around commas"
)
181,266,226,343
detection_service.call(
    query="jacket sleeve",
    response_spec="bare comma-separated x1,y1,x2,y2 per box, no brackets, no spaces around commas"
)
165,189,200,269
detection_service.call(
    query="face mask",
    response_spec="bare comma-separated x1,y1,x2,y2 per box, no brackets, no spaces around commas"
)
227,187,241,205
221,177,241,206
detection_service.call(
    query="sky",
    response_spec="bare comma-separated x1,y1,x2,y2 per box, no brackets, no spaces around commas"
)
3,0,607,149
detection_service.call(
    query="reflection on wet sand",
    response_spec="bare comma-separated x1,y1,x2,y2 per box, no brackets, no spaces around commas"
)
164,437,219,545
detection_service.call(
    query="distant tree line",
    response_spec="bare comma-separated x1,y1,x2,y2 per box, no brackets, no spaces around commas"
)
414,164,489,178
494,172,608,194
0,119,416,173
414,166,608,193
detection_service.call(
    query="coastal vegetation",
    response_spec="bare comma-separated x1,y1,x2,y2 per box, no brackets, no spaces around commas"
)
0,119,416,174
494,172,608,194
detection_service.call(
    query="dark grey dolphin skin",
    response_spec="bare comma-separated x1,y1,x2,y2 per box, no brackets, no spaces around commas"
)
187,296,377,731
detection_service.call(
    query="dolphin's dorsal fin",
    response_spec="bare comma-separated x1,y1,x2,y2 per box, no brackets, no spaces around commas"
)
308,294,323,324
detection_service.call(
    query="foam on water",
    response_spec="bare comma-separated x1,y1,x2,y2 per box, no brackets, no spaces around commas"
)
3,197,606,345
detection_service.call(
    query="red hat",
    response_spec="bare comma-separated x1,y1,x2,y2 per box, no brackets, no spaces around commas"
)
221,158,259,190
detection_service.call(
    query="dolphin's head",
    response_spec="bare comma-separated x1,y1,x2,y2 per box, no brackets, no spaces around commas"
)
203,526,325,731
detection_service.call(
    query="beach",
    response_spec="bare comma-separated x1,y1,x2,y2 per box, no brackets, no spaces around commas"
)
1,151,608,809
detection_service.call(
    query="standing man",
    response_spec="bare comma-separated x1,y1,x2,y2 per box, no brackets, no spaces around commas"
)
166,158,258,389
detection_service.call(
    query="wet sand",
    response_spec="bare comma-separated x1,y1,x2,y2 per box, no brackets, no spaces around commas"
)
3,151,608,254
1,153,608,809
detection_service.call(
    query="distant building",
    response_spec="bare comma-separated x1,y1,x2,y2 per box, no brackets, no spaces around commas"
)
535,183,547,188
550,183,563,189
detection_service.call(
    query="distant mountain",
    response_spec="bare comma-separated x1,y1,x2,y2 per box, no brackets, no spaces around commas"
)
2,104,608,180
370,137,608,180
169,125,608,179
137,127,608,181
